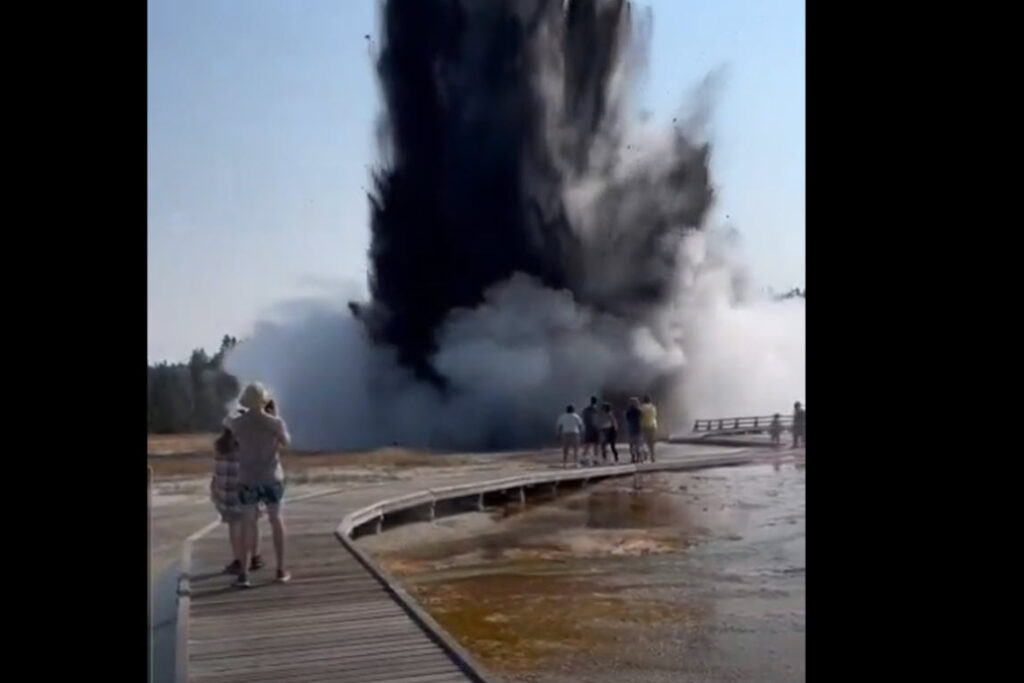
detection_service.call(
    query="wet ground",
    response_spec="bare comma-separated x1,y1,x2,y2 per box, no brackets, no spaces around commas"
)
370,456,806,682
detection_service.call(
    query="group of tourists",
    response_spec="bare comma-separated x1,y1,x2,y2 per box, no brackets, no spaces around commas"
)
555,395,659,468
210,382,292,589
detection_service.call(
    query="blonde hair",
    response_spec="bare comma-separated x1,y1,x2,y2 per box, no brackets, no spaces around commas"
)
239,382,271,410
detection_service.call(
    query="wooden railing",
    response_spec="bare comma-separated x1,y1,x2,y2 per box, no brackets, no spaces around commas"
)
692,413,805,434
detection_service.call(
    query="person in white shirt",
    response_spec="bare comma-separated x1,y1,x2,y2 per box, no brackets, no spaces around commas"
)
555,404,585,468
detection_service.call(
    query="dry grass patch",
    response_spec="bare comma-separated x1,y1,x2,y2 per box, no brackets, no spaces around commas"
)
292,448,478,469
147,442,480,480
148,433,215,456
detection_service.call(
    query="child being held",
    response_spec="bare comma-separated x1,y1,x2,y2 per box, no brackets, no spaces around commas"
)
211,410,263,574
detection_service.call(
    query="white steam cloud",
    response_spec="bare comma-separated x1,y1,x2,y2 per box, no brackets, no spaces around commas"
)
225,224,804,451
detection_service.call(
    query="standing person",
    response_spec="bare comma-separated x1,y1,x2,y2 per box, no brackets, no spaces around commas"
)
556,404,584,468
211,416,264,575
581,396,600,466
625,397,643,463
599,402,619,463
792,401,806,448
769,413,783,448
225,382,292,589
639,395,659,462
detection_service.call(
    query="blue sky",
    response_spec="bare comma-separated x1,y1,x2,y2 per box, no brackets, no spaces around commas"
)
148,0,804,363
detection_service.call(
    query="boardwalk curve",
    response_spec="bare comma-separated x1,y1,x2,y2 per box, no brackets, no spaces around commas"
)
177,447,766,682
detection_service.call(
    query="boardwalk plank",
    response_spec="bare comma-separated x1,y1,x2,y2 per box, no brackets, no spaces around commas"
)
192,657,461,683
192,631,433,658
193,648,457,675
194,640,442,663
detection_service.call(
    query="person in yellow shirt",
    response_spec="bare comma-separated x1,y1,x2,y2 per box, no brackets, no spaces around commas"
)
639,395,658,462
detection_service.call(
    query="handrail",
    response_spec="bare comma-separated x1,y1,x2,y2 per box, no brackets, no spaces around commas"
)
336,460,743,539
339,466,635,538
692,412,806,433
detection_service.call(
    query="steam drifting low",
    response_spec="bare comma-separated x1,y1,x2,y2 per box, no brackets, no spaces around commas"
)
226,0,805,451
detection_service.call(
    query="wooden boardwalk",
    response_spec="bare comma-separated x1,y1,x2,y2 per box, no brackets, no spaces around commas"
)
182,485,494,683
178,447,766,682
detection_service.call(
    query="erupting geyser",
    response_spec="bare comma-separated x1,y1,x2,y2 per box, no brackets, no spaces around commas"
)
225,0,806,451
360,0,711,386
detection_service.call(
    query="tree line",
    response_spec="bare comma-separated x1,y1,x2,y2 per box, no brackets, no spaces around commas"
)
774,287,805,300
147,335,241,434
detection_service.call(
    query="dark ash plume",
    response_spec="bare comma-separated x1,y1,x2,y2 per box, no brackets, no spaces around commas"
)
361,0,712,384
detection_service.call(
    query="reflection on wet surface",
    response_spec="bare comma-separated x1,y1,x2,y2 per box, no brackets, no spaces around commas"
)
374,458,805,682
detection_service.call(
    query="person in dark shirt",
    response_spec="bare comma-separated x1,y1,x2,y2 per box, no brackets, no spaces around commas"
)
769,413,783,447
580,396,600,466
792,401,806,448
624,397,643,463
598,402,619,463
